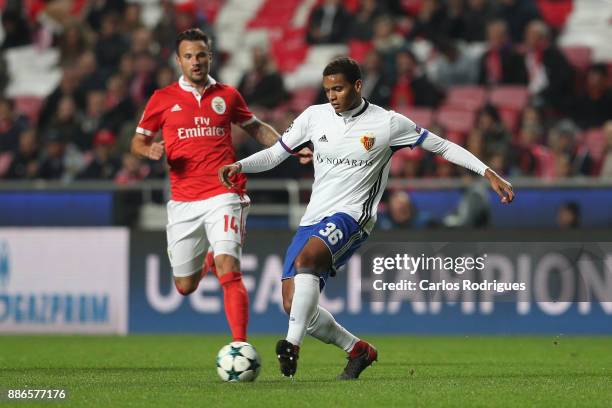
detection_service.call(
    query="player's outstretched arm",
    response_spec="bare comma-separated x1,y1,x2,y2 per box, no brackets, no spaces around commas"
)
218,142,292,188
131,133,165,160
420,133,514,204
242,119,312,164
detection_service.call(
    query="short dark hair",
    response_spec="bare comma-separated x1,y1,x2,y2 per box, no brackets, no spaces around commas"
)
323,57,361,83
176,28,211,54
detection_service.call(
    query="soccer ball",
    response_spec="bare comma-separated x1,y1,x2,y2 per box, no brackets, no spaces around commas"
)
216,341,261,382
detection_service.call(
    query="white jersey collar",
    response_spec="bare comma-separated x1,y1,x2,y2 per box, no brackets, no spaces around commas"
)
178,75,217,95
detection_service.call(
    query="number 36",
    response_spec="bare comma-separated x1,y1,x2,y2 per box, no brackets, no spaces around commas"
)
319,222,343,245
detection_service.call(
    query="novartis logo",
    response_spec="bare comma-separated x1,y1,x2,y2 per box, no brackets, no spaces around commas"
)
315,153,374,167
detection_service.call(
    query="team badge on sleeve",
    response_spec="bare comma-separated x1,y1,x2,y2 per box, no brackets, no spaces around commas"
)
212,96,227,114
360,134,376,151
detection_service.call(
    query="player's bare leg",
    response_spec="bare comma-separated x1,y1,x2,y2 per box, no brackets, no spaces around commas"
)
174,251,249,341
173,249,217,295
282,274,377,380
174,272,201,295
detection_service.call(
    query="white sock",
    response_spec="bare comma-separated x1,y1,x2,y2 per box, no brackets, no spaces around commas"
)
307,305,358,352
286,273,320,346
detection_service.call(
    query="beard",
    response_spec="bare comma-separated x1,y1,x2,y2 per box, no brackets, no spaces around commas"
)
186,68,208,84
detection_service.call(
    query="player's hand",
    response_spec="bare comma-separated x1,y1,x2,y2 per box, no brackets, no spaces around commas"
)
218,163,242,188
296,147,313,165
147,140,165,160
485,168,514,204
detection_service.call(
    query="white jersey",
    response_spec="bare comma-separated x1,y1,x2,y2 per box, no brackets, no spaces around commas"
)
278,100,428,233
237,99,488,234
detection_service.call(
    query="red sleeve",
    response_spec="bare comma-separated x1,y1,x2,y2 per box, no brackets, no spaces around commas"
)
230,89,255,126
136,91,164,137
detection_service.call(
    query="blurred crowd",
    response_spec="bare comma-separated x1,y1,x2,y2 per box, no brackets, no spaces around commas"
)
0,0,611,186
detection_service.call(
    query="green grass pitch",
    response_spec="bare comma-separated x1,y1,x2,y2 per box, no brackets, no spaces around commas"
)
0,335,610,407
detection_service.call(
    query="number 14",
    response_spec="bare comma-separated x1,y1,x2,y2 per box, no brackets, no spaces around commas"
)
224,215,239,233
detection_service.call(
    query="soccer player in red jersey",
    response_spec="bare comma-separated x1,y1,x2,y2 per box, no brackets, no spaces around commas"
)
131,28,299,341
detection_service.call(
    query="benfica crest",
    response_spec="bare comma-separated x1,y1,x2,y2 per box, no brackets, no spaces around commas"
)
360,134,375,151
211,96,226,114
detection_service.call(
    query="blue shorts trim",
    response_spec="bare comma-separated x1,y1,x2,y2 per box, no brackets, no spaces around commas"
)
281,212,368,290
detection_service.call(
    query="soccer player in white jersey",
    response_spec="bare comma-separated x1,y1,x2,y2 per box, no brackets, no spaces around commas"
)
219,57,514,379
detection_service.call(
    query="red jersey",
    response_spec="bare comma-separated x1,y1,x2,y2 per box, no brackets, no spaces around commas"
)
137,76,253,201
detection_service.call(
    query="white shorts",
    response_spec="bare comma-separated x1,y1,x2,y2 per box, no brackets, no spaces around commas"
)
166,193,250,277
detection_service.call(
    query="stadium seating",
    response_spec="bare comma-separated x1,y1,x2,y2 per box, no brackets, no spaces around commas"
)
196,0,225,23
289,87,317,112
394,107,433,129
499,109,520,134
343,0,361,13
536,0,573,30
488,86,529,134
271,28,309,73
2,0,609,186
443,86,487,112
283,43,348,90
559,0,612,62
435,107,476,135
247,0,301,29
562,45,593,72
14,96,43,125
4,46,62,98
0,152,13,177
583,128,606,162
445,130,466,146
531,145,556,179
400,0,423,16
348,40,373,63
488,86,530,112
390,145,424,176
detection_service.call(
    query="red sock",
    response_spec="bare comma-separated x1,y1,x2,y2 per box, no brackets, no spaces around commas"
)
218,271,249,342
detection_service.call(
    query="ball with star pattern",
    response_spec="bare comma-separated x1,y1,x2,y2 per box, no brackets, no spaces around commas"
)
216,341,261,382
